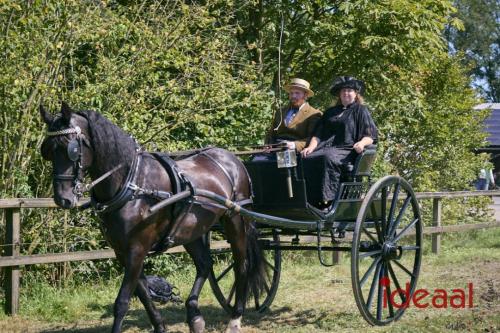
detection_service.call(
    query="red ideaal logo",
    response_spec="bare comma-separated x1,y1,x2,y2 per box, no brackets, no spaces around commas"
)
380,277,473,309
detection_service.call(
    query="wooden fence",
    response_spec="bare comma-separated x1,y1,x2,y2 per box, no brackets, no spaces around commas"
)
2,191,500,315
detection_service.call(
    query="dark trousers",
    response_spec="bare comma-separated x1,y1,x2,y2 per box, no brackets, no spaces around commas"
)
303,147,356,204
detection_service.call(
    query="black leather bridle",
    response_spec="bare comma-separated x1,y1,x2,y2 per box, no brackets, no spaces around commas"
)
46,126,88,198
46,125,128,202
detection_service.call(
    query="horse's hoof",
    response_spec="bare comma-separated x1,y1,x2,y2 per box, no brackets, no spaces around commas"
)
189,316,205,333
225,317,242,333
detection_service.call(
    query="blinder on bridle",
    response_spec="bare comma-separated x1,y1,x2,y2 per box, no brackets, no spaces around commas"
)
67,139,81,162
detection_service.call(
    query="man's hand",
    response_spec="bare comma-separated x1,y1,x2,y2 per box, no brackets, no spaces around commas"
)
286,141,296,150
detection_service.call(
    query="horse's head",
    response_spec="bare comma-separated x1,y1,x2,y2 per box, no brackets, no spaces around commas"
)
40,102,93,208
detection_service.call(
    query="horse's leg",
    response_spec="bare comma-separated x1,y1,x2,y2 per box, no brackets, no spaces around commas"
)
111,248,147,333
183,237,212,333
134,271,166,333
221,214,248,333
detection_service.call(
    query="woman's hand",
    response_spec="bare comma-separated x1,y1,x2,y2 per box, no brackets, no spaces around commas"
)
353,141,365,154
353,137,374,154
301,136,319,157
301,146,315,157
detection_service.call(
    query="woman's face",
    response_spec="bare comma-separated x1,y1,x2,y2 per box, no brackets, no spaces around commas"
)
339,88,357,106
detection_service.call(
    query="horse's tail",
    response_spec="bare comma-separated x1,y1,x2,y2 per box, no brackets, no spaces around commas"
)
245,219,267,302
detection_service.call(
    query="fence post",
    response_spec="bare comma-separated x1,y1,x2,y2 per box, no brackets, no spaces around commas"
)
432,198,441,254
4,208,20,315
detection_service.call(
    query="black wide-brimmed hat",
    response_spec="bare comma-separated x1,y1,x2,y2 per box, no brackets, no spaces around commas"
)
330,76,365,95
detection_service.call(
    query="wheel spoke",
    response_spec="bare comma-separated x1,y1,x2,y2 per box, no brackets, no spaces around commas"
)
359,249,382,259
370,202,384,242
388,261,407,305
362,227,378,243
392,259,415,278
366,261,382,310
384,262,395,318
389,195,411,237
387,183,400,235
360,256,382,287
374,220,383,243
381,187,388,236
393,218,419,243
227,282,236,305
264,257,277,273
376,264,384,321
216,261,235,282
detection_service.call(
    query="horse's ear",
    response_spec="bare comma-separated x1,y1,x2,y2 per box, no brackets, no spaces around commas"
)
61,101,73,123
39,105,54,125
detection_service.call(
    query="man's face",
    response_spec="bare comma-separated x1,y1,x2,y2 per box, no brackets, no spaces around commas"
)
288,88,307,108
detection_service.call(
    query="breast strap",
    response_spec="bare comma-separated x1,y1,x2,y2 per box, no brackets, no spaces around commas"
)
90,152,141,214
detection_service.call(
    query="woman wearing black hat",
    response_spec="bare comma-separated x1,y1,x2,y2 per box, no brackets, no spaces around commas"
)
301,76,378,210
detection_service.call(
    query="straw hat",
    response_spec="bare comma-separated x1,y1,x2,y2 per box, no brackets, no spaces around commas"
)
330,76,365,95
284,78,314,97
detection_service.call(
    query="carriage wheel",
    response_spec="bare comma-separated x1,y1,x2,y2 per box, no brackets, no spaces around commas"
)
207,228,281,314
351,175,422,326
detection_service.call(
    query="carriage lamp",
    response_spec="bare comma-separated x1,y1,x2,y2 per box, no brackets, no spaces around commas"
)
276,149,297,198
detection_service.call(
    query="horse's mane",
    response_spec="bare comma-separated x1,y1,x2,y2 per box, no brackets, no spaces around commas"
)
78,110,138,181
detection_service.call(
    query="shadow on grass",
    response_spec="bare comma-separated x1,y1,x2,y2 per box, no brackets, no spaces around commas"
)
38,304,296,332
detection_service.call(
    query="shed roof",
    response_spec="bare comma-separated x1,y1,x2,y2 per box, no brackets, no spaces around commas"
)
475,103,500,146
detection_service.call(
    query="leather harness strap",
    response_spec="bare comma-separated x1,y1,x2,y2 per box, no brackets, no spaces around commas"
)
199,151,237,200
90,152,141,214
151,152,184,195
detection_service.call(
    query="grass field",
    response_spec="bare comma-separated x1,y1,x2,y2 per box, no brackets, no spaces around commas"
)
0,228,499,333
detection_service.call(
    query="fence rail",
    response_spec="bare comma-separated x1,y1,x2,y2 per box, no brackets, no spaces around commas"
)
2,191,500,315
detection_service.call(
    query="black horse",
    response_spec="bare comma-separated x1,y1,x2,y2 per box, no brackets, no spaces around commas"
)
40,102,266,333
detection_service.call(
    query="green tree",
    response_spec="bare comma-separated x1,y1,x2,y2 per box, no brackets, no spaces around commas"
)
0,0,271,198
230,0,487,190
0,0,271,283
445,0,500,101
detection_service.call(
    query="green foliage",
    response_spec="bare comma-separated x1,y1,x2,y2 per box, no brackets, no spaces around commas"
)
0,0,490,285
445,0,500,101
0,0,271,284
374,54,488,191
232,0,486,190
0,0,271,198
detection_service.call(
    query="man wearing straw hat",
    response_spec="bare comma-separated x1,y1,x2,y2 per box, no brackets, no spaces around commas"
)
265,78,322,152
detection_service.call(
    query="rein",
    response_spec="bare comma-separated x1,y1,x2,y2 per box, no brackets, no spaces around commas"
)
167,143,288,158
232,146,287,156
46,124,263,216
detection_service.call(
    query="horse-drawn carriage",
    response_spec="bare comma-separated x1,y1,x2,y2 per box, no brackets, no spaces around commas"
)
40,103,422,332
205,145,423,326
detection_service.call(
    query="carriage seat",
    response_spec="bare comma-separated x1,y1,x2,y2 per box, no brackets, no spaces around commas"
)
345,144,377,178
